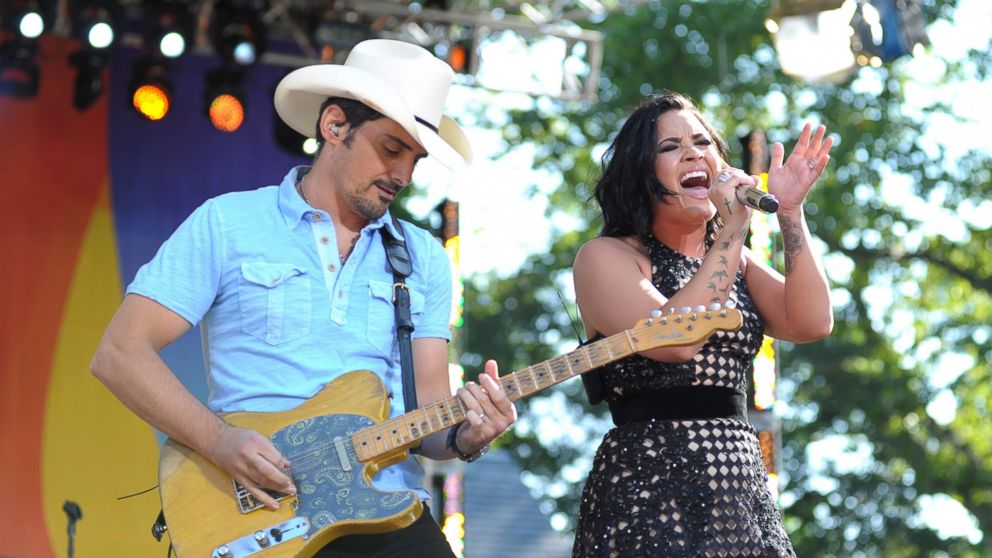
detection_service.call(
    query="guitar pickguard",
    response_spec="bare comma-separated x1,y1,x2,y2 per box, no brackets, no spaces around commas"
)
271,414,419,534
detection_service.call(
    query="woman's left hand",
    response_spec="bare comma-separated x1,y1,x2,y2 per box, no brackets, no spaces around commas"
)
766,123,834,212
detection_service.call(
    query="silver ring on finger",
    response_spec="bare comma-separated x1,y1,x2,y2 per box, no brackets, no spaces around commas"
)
717,170,732,183
478,411,486,421
807,158,817,169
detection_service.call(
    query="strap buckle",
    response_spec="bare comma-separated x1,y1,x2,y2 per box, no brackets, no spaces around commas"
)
392,282,410,304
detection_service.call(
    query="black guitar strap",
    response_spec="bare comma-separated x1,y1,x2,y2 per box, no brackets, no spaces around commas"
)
380,215,418,411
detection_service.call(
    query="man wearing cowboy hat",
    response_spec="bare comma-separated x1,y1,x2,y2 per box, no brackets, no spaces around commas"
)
92,39,516,556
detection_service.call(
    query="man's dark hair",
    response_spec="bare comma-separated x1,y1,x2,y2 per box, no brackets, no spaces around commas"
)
594,92,730,241
313,97,385,153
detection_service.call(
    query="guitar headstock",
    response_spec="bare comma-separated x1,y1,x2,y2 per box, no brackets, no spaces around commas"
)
628,303,743,351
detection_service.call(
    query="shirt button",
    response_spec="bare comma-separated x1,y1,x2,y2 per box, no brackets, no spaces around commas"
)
271,277,279,284
313,214,322,221
328,263,336,271
338,290,344,298
320,236,329,245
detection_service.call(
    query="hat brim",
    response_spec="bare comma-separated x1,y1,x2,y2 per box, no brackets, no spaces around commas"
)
274,65,471,169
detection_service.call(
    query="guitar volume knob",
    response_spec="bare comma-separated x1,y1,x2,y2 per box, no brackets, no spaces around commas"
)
254,530,271,548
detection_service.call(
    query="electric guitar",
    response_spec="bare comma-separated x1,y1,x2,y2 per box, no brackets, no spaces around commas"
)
159,306,743,557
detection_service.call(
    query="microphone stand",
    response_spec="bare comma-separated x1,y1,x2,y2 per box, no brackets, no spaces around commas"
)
63,501,82,558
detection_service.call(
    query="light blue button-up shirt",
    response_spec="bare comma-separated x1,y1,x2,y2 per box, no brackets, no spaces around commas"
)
128,166,453,495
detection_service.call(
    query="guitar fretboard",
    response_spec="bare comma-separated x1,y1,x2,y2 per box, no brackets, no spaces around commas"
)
351,328,640,461
350,306,740,462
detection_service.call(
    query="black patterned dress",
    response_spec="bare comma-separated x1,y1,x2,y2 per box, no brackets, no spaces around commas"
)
572,236,796,558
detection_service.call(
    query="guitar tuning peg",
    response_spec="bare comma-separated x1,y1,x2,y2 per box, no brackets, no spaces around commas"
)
709,302,722,311
694,305,706,313
667,307,676,314
680,306,691,314
650,309,662,318
725,300,737,309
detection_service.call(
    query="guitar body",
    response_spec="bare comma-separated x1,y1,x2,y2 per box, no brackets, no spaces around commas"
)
159,370,422,558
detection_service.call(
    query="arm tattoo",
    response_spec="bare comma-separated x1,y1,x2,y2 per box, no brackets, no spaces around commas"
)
711,269,729,280
708,282,717,292
719,255,728,266
779,215,804,275
723,198,734,215
720,241,731,251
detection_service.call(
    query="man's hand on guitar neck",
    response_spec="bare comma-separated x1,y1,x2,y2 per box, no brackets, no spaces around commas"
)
208,424,296,510
452,359,518,459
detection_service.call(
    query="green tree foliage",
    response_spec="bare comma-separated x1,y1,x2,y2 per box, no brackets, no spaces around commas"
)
458,0,992,555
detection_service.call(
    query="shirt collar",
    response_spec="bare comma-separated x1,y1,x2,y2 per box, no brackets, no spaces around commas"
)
278,166,310,227
277,165,405,241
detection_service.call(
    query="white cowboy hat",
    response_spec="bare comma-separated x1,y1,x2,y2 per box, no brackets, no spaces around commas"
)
274,39,472,169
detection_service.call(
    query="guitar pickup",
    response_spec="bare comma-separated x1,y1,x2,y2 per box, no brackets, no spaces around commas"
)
233,480,293,514
212,517,310,558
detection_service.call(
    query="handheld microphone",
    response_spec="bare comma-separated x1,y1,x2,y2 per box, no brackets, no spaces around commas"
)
737,187,779,214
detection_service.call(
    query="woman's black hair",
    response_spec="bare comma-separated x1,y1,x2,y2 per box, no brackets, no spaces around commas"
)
594,92,730,241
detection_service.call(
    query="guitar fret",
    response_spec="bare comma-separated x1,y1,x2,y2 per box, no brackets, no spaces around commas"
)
549,356,569,383
567,349,587,377
520,367,537,395
586,342,610,367
509,373,523,399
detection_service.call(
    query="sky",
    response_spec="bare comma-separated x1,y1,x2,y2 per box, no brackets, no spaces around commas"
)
404,0,992,540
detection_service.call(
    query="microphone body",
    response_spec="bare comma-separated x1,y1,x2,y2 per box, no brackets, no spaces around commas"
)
737,187,779,214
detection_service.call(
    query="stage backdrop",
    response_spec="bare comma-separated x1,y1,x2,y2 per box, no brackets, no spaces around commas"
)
0,36,307,557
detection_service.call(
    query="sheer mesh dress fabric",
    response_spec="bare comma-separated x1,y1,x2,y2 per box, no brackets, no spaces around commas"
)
572,236,796,558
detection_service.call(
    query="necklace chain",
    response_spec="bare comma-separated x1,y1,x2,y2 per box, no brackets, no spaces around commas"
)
299,177,312,207
340,233,359,264
300,174,359,265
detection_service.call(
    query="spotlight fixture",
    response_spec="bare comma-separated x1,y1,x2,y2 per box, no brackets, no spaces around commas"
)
204,67,246,133
70,1,122,51
69,48,108,111
3,1,54,40
0,39,40,98
129,57,172,121
210,0,268,66
144,0,194,59
767,0,858,83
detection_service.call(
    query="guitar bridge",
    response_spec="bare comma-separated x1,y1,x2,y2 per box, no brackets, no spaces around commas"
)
212,517,310,558
233,480,292,514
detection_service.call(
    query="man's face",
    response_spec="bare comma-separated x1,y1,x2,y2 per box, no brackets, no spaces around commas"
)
331,117,428,222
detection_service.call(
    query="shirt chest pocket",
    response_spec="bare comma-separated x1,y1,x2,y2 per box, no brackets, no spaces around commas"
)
367,279,426,359
239,262,311,345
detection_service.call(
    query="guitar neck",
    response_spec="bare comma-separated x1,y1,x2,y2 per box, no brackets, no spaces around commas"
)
352,329,639,462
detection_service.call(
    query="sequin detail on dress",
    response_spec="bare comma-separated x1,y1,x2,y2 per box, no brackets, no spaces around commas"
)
573,237,796,558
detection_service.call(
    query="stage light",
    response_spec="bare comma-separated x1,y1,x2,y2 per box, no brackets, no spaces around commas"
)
70,1,121,51
850,0,927,63
144,1,194,59
0,39,40,98
768,0,858,83
18,12,44,39
210,0,267,66
205,67,246,133
129,58,172,121
2,1,54,40
69,48,108,111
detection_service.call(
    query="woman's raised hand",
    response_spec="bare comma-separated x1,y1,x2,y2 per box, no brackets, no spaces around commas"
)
766,123,834,211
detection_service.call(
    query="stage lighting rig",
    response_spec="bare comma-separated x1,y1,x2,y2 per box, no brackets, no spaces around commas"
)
204,66,246,133
70,0,122,51
0,38,40,98
210,0,268,66
143,0,194,59
129,57,172,121
68,47,108,110
2,1,54,40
